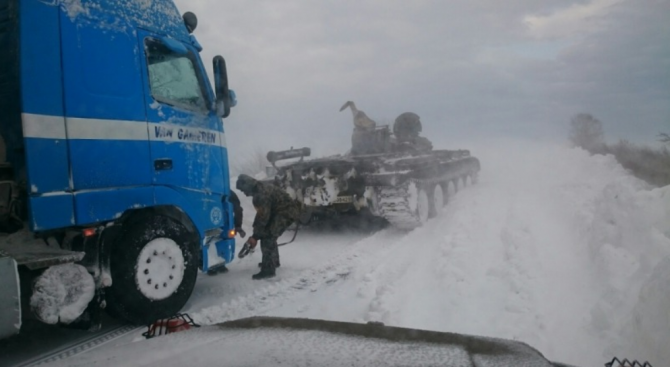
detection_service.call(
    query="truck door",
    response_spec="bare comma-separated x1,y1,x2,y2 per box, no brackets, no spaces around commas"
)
58,9,153,226
137,31,227,197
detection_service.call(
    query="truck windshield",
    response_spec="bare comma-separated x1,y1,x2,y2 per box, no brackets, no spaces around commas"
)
145,39,209,112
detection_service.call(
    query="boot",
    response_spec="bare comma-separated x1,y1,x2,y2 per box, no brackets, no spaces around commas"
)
206,263,229,276
258,261,280,268
252,268,276,280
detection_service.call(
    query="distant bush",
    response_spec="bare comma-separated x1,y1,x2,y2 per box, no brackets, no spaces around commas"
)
569,113,605,151
591,140,670,187
568,114,670,187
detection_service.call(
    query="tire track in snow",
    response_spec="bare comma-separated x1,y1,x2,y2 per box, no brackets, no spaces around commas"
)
192,182,482,326
185,232,370,312
392,181,511,334
191,230,401,325
494,203,546,343
371,177,546,344
358,233,423,324
357,182,483,329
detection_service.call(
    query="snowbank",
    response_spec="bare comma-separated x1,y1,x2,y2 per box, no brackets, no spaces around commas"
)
585,180,670,363
120,139,670,367
216,140,670,366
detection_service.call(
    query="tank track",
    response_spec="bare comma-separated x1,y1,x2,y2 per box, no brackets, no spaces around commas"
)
375,173,473,229
375,180,425,229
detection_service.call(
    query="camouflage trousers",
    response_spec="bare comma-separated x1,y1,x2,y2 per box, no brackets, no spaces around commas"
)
258,208,299,271
259,214,297,270
259,237,280,271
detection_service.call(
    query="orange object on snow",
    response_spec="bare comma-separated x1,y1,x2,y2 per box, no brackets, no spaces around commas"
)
143,313,199,339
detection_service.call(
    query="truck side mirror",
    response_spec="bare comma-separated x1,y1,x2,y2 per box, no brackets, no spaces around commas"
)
183,12,198,34
213,56,235,118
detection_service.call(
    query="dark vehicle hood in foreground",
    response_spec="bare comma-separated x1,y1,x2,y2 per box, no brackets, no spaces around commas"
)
52,317,578,367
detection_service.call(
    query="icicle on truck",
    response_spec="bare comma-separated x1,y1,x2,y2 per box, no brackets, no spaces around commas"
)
0,0,238,338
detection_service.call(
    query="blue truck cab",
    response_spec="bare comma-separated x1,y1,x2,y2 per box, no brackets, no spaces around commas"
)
0,0,237,332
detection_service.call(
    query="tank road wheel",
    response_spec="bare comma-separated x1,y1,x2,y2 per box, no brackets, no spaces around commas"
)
443,181,455,201
404,182,429,226
439,182,449,206
106,215,199,325
415,187,430,224
429,184,445,218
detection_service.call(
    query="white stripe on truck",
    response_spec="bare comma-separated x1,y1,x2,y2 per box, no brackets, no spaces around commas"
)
21,113,226,148
67,117,148,141
22,114,67,139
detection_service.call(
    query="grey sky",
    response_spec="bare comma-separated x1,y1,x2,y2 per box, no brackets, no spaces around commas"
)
175,0,670,157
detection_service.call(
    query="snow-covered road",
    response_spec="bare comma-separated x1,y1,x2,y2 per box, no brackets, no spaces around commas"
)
186,139,670,367
35,139,669,367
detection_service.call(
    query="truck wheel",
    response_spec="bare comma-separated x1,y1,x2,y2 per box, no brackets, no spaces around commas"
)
105,215,198,325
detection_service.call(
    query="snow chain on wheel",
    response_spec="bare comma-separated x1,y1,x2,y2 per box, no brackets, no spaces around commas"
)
105,215,199,325
376,180,430,229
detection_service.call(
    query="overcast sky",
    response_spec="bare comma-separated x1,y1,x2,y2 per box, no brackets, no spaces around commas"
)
174,0,669,157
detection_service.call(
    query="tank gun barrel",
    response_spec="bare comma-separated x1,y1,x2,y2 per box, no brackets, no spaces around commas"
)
267,147,311,165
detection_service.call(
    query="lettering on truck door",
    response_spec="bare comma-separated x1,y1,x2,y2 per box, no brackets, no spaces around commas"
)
139,33,226,196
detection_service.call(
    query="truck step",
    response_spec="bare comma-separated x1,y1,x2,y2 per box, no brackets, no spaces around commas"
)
0,231,84,270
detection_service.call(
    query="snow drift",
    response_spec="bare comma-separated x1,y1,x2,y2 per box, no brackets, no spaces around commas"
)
39,138,668,367
200,139,669,367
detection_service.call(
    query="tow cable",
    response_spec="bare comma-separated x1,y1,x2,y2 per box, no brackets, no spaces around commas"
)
239,205,311,258
277,223,300,247
238,223,301,258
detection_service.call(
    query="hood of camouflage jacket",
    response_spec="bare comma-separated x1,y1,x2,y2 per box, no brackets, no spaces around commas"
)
236,174,258,196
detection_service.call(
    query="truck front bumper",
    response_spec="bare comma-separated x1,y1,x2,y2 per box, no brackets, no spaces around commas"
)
202,237,235,272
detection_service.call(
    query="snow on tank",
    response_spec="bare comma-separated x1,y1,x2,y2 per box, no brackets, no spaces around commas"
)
266,130,481,229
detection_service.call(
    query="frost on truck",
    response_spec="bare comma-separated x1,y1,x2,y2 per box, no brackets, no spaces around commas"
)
0,0,237,336
146,38,209,112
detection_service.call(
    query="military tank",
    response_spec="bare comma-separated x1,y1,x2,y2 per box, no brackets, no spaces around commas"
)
265,116,480,230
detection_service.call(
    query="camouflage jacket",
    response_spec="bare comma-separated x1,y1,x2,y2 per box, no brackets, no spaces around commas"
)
251,182,302,239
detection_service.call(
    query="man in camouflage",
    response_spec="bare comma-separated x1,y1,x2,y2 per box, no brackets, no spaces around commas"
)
236,174,302,280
